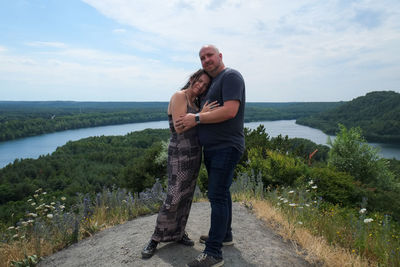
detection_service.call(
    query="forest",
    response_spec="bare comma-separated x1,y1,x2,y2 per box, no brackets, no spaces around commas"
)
0,101,343,142
0,126,399,227
297,91,400,143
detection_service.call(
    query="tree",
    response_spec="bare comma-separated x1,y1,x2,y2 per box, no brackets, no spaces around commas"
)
327,124,397,190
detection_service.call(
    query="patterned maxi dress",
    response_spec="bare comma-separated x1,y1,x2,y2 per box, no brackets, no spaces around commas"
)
151,104,202,242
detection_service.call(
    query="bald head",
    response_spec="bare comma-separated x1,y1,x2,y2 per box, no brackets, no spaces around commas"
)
199,45,225,77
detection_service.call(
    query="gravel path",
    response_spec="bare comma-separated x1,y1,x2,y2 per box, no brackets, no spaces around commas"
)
38,202,314,267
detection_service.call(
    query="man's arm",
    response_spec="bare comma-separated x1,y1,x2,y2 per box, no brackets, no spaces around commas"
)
177,100,240,128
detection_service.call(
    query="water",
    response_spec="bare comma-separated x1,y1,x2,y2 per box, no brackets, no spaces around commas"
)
1,120,399,168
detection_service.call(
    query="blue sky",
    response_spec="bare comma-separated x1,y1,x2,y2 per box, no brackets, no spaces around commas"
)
0,0,399,102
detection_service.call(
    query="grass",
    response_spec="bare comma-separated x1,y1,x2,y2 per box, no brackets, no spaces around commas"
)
1,173,399,267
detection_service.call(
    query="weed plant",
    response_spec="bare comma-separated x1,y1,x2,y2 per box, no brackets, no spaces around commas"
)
231,172,400,266
0,182,167,267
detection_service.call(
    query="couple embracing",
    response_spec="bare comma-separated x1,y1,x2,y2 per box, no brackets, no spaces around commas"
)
141,44,245,267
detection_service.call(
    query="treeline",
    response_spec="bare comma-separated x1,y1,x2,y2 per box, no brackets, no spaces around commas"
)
0,101,344,142
0,101,168,142
1,126,400,227
297,91,400,144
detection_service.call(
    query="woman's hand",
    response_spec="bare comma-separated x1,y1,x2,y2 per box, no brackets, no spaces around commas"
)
201,100,220,113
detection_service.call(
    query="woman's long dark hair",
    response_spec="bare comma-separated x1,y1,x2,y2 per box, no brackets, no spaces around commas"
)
181,69,211,108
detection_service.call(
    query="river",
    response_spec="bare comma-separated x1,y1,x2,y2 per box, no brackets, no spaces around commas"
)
1,120,399,168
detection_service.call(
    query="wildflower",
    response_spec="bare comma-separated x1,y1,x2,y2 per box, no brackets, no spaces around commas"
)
289,203,297,207
61,197,66,201
359,208,367,214
47,214,54,219
42,192,47,195
7,226,15,230
305,204,310,207
12,234,19,239
21,221,28,226
308,180,314,185
364,218,373,223
27,219,34,224
59,205,65,210
283,199,288,203
50,202,56,205
31,202,36,206
298,222,303,225
311,186,318,189
27,199,33,202
288,190,295,194
27,213,38,217
34,194,39,198
305,190,310,192
352,249,355,253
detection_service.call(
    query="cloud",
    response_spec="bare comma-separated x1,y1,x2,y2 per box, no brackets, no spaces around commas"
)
0,46,7,52
113,28,127,33
25,41,67,48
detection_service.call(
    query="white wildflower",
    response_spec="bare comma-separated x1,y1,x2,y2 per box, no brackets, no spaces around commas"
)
27,199,33,202
298,221,303,225
289,203,297,207
31,202,36,206
283,199,288,203
34,194,39,198
42,192,47,195
27,213,38,217
364,218,373,223
305,204,310,207
61,197,66,201
288,190,295,194
47,214,53,219
50,202,56,205
21,221,28,226
27,220,34,224
59,205,65,210
7,226,15,230
12,234,19,239
311,186,318,189
359,208,367,214
308,180,314,185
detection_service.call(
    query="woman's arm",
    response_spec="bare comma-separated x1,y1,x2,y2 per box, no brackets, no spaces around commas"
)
169,92,194,134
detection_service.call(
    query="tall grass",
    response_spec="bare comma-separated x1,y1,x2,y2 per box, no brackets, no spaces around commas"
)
231,172,400,267
1,173,399,266
0,182,168,267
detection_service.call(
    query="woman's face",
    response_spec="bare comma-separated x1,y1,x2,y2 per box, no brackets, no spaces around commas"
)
192,74,210,96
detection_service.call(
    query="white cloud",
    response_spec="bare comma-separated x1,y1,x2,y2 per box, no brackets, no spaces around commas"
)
113,28,127,33
0,46,7,52
25,41,67,48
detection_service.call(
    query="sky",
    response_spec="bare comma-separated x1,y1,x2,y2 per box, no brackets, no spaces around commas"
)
0,0,399,102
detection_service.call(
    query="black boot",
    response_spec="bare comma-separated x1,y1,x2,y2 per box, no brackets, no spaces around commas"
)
141,239,158,259
177,232,194,246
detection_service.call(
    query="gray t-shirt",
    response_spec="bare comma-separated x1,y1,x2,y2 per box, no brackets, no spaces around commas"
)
198,68,246,153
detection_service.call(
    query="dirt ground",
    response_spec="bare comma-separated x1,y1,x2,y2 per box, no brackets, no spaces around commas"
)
38,202,315,267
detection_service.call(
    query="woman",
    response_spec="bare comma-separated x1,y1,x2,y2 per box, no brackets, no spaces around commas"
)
141,69,218,259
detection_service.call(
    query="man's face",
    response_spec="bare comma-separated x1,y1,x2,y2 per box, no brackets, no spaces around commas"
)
199,47,222,77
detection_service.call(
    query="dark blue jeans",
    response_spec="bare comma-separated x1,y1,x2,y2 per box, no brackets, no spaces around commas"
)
203,146,243,259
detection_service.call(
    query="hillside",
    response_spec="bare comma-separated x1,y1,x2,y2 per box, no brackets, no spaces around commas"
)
296,91,400,143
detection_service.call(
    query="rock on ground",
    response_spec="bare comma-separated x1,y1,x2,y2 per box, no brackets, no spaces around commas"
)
38,202,314,267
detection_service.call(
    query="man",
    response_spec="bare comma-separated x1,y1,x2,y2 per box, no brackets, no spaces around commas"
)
178,45,245,267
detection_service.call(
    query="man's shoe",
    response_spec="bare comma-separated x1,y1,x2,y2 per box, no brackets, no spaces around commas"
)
141,239,158,259
186,253,224,267
199,235,234,246
177,232,195,246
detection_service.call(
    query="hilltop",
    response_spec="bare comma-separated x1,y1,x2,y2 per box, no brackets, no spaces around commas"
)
297,91,400,143
37,202,312,267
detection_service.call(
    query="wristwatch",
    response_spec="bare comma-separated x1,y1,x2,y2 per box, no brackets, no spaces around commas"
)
195,113,200,124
